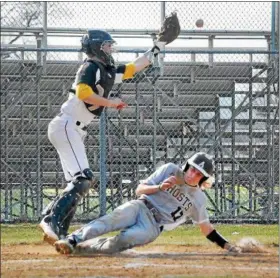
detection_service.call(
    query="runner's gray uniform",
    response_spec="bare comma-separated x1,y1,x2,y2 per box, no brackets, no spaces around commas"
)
71,163,209,253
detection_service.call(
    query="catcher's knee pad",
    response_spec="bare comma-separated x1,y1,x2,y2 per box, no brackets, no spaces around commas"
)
75,168,95,196
72,177,90,197
74,168,94,180
82,168,94,180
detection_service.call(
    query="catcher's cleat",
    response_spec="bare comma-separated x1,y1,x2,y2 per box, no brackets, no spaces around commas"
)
39,216,59,245
55,239,75,254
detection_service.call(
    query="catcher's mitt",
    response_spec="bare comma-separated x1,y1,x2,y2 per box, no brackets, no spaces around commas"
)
157,12,180,45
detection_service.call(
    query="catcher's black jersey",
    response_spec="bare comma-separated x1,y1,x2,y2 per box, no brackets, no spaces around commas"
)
74,60,120,116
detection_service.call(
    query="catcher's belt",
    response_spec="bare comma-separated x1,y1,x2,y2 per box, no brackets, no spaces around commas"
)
57,113,88,131
139,198,163,231
76,121,87,131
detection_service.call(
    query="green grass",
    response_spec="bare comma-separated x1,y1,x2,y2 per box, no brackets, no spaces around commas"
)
1,223,278,246
152,224,278,246
2,186,278,220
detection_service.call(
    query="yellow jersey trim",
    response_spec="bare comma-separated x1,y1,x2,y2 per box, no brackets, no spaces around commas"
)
76,83,95,100
122,63,136,80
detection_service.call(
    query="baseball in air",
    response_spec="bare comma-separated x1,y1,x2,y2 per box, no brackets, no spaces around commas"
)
195,19,204,28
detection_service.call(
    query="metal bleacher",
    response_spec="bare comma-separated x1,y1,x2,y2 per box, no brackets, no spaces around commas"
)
1,57,279,220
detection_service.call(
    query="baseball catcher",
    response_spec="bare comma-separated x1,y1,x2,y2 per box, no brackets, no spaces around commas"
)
39,13,180,245
54,153,242,255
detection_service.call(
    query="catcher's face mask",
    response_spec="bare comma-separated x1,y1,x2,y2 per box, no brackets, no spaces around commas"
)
100,40,116,55
100,40,117,65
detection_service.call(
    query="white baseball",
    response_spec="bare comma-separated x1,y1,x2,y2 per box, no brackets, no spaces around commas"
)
195,19,204,28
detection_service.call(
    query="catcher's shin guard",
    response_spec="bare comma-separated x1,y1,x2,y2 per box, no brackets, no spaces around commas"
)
59,206,76,237
41,177,91,244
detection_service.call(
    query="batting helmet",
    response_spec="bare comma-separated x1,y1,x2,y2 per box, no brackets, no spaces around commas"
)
183,152,215,187
81,29,116,66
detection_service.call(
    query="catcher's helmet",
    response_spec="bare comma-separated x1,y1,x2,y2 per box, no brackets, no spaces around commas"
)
183,152,214,187
81,29,116,66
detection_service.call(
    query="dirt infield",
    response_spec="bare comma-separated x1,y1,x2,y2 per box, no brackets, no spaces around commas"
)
1,243,278,278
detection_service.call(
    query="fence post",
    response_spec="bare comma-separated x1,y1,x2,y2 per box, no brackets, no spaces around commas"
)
36,36,43,219
42,2,47,73
159,1,165,76
271,2,276,53
99,111,107,216
278,1,280,225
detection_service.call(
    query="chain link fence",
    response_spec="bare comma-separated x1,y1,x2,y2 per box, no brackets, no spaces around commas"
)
1,2,279,223
1,2,272,30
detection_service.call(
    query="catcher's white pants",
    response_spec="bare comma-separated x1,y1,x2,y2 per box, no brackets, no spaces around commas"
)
48,113,89,182
72,200,162,253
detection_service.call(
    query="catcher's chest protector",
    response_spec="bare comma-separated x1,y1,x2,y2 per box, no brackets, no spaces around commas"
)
84,59,116,116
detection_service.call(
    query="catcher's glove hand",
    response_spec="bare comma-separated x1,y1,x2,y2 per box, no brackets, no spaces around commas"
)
157,11,180,45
